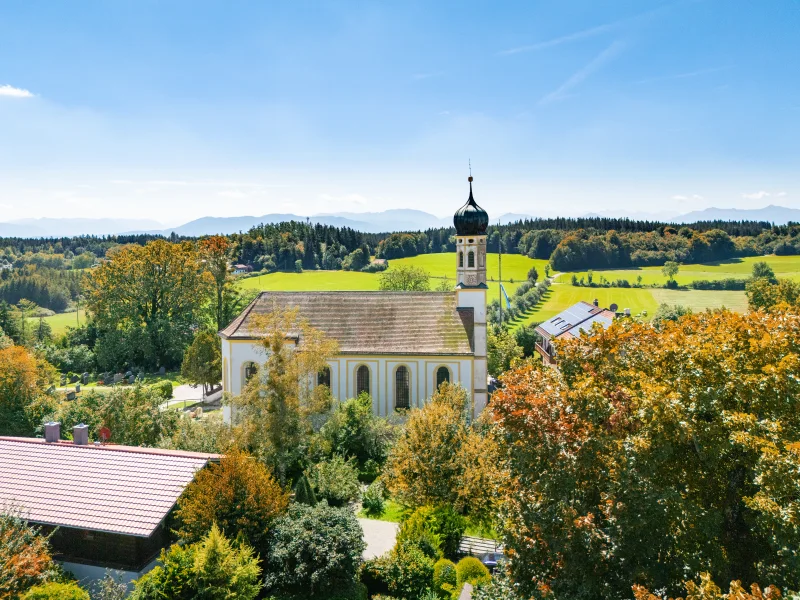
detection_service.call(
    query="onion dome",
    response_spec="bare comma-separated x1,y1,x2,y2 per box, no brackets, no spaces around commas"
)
453,176,489,235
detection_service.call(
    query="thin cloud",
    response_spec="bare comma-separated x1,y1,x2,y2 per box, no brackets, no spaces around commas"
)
672,194,703,201
539,41,625,105
499,21,621,56
0,84,34,98
635,65,732,85
742,191,771,200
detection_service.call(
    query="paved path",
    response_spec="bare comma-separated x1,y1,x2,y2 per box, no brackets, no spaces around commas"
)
358,518,398,559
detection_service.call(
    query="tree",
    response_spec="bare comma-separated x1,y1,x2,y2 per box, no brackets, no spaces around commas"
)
0,302,20,344
130,524,261,600
491,309,800,599
306,455,361,507
384,383,502,523
662,260,680,281
544,264,551,278
0,512,58,599
181,331,222,396
633,573,783,600
174,449,289,556
85,240,212,369
487,327,523,378
232,306,339,483
527,266,539,283
0,345,56,436
16,299,37,343
746,277,800,311
378,265,430,291
198,236,235,332
751,260,777,283
651,303,692,330
263,501,366,599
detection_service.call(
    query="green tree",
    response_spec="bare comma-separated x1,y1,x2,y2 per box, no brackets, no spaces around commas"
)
378,265,431,291
491,309,800,599
264,501,366,599
85,240,212,369
527,266,539,283
174,449,289,556
487,327,523,378
181,331,222,396
746,277,800,311
751,260,777,282
0,302,20,344
307,455,361,507
198,236,235,332
130,524,261,600
662,260,680,281
651,303,692,330
232,307,339,483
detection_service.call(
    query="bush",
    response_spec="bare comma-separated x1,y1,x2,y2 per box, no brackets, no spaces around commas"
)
149,379,173,400
384,541,436,600
362,479,386,516
22,582,89,600
433,558,457,596
293,473,318,506
0,512,58,598
308,455,361,507
396,508,442,559
429,505,467,558
456,557,491,589
688,277,748,290
264,501,366,599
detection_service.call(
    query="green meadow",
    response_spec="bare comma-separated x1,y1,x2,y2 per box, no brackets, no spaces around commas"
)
29,309,86,335
568,255,800,286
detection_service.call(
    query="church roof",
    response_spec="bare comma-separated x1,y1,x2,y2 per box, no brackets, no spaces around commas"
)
220,291,475,356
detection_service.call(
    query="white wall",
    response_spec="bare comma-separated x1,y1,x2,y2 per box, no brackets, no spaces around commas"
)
61,556,159,590
221,339,475,418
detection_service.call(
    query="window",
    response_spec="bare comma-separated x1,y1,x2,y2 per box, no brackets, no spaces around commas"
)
356,365,370,396
458,251,463,267
318,366,331,388
395,366,410,409
436,366,450,388
468,250,475,267
244,362,258,382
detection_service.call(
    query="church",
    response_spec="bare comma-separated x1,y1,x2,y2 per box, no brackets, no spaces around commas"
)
220,177,490,418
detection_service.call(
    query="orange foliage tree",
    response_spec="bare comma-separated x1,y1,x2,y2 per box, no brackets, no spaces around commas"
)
633,572,784,600
491,308,800,599
0,345,56,436
174,448,290,557
0,512,57,599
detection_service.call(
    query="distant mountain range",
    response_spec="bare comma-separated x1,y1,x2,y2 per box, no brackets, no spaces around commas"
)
1,205,798,238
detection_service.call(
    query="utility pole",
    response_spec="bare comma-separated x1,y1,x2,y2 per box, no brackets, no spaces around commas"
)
498,224,502,327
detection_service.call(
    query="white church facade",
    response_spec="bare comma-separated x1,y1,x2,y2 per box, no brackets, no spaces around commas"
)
220,177,490,418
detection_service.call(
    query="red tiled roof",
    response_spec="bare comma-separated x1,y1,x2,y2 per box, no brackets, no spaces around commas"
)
0,437,217,537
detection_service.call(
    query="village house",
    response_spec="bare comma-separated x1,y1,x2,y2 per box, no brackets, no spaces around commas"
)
534,300,616,364
0,425,218,585
220,177,490,418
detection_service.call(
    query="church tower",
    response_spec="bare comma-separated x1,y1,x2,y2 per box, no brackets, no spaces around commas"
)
453,175,489,415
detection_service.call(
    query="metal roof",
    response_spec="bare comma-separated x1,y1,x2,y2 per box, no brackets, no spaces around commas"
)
536,301,614,340
0,437,216,537
566,312,614,337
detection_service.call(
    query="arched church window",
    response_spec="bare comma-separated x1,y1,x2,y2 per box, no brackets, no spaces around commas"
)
458,251,463,267
356,365,370,396
318,366,331,388
395,366,410,409
244,362,258,382
436,366,450,388
468,250,475,268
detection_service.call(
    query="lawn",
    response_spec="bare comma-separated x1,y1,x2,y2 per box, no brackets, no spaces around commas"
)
567,255,800,286
28,309,86,335
235,252,544,299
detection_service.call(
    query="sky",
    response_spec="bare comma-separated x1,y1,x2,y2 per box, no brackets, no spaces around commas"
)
1,0,799,225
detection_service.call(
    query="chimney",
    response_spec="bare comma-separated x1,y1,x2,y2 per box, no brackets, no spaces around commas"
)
44,422,61,443
593,299,599,307
624,307,631,316
73,424,89,446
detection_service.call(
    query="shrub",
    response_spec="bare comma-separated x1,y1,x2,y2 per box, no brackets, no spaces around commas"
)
174,449,290,556
361,478,386,516
456,557,491,589
22,582,89,600
433,558,457,596
0,512,57,598
429,505,467,558
149,379,173,400
396,508,442,559
308,455,361,507
383,541,436,600
264,501,366,599
293,473,318,506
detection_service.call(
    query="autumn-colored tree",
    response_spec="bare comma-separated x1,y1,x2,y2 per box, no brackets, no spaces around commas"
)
384,383,503,523
198,235,247,332
0,512,57,600
0,345,56,436
746,276,800,311
232,306,338,483
174,448,289,556
633,573,784,600
85,240,212,369
491,309,800,599
181,331,222,396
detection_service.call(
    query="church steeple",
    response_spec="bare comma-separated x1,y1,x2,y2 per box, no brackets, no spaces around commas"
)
454,175,488,288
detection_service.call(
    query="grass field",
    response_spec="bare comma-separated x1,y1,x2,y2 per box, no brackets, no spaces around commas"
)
236,253,545,300
568,255,800,286
28,309,86,335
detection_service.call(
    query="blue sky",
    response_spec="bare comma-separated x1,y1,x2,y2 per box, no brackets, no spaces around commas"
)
1,0,798,224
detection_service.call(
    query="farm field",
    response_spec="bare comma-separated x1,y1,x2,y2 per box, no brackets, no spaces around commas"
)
568,255,800,286
235,253,546,299
29,309,86,335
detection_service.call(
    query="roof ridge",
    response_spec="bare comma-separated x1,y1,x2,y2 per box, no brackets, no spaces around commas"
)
0,437,220,460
